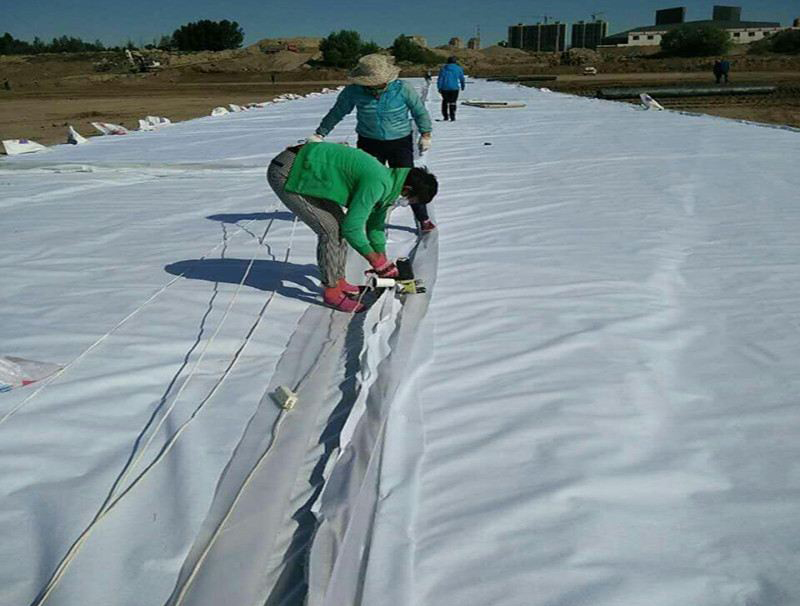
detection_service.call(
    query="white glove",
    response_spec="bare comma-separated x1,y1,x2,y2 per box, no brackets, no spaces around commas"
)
307,133,325,143
418,133,432,153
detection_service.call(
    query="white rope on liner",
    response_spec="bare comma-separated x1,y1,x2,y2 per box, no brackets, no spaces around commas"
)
0,217,265,428
32,215,300,606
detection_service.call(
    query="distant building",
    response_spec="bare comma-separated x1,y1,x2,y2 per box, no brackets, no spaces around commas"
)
713,5,741,22
467,37,481,50
655,7,686,25
602,5,781,47
508,24,524,49
508,22,567,52
571,20,609,49
449,37,462,48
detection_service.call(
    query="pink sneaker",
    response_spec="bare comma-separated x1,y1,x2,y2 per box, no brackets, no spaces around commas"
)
337,277,360,295
323,287,365,313
420,219,436,233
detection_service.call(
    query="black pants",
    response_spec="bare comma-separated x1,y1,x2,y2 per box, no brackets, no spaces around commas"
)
440,89,460,120
357,134,429,223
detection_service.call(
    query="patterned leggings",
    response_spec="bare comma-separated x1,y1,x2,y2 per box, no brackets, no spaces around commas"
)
266,149,348,288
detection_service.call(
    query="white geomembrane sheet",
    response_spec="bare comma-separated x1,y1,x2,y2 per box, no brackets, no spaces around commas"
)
2,79,800,606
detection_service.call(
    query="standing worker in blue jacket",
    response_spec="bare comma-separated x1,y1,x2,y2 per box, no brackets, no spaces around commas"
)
437,56,465,121
308,54,437,233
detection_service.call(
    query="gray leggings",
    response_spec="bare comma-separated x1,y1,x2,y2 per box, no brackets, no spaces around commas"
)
266,149,348,288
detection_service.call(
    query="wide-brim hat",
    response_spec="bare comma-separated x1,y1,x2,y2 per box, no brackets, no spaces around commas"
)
348,54,401,87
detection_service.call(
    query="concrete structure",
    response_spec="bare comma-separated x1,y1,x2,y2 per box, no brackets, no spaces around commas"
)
713,5,741,22
572,20,609,49
656,7,686,25
467,36,481,50
448,37,462,48
508,22,567,52
602,5,781,47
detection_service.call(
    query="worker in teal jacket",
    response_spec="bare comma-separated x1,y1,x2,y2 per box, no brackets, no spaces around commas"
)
309,54,437,232
267,141,438,312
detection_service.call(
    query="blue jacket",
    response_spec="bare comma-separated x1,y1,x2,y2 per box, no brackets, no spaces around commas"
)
437,63,465,91
316,79,432,141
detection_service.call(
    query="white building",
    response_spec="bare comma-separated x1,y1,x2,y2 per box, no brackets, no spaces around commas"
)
620,23,783,46
603,6,782,47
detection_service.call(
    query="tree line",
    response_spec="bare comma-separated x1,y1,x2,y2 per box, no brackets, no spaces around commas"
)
0,20,244,55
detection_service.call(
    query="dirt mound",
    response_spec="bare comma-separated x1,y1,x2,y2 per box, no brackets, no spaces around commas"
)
251,37,322,52
163,45,317,74
563,48,601,66
480,46,529,59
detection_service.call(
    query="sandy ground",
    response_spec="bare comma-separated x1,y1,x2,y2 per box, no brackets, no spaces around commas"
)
0,79,346,147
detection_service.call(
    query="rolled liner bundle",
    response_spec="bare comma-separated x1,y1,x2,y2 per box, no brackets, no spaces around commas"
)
461,99,526,109
2,139,48,155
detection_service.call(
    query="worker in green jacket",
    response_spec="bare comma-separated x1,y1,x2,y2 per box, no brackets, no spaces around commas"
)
308,54,437,233
266,141,438,312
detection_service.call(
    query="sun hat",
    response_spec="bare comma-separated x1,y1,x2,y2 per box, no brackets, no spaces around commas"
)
348,54,401,87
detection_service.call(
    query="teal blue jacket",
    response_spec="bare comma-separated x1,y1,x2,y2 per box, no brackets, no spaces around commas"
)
315,80,432,141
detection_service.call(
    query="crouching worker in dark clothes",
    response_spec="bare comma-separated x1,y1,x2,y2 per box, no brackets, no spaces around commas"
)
267,141,438,313
308,54,437,233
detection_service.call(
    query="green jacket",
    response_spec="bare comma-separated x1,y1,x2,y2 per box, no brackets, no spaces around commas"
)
284,142,410,255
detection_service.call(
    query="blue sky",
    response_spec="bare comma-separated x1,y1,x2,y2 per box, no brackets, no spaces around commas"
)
3,0,798,48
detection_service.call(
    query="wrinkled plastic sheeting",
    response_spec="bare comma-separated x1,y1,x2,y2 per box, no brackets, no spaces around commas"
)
0,356,61,392
2,139,48,155
138,116,172,131
640,92,665,110
308,231,438,606
91,122,129,135
307,295,401,606
66,126,88,145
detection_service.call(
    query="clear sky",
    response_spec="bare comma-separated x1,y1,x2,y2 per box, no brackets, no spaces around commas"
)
3,0,799,48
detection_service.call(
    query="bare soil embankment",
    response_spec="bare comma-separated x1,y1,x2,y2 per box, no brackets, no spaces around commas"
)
0,40,346,148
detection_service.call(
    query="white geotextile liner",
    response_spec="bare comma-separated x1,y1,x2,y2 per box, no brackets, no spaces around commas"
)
0,89,356,605
363,82,800,605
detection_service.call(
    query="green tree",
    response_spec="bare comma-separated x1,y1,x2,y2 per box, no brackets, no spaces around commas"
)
770,29,800,53
319,30,378,68
660,24,731,57
361,40,381,56
171,19,244,51
390,35,441,65
0,33,30,54
0,32,104,55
